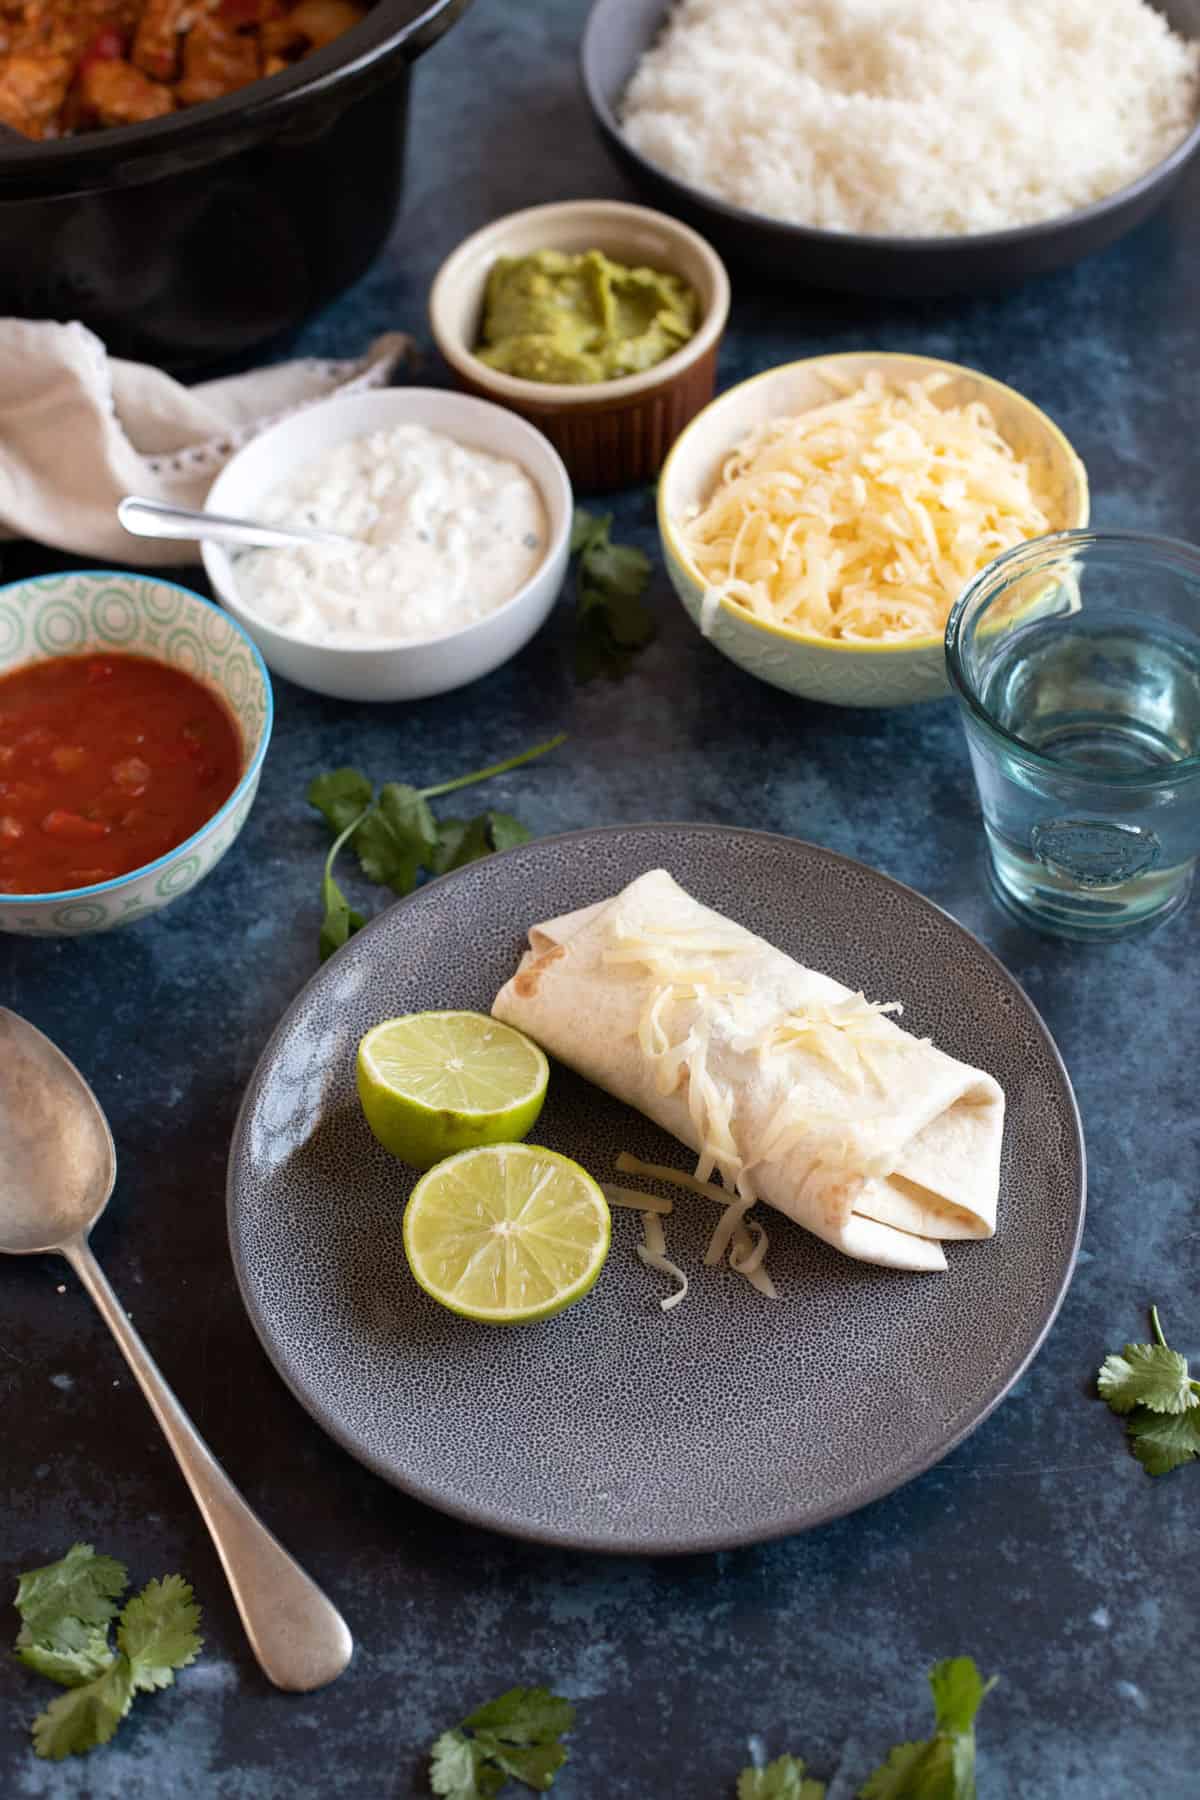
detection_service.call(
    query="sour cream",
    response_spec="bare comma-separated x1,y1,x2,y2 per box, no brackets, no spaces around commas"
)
233,424,548,646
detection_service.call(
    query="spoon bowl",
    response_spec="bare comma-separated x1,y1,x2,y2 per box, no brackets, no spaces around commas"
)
0,1007,352,1692
0,1010,114,1254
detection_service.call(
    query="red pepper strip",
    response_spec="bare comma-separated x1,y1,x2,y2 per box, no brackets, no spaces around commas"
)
79,29,126,71
41,810,111,842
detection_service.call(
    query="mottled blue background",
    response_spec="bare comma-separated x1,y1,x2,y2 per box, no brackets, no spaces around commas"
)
2,1,1199,1794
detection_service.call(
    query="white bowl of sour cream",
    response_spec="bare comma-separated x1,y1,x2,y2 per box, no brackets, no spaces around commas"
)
202,388,573,702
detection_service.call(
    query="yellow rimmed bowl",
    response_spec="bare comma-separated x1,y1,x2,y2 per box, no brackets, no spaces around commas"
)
657,352,1091,708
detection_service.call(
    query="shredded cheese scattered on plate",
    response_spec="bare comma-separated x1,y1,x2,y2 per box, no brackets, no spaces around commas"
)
616,1153,779,1302
680,368,1054,645
636,1210,690,1311
602,1184,673,1216
730,1220,777,1299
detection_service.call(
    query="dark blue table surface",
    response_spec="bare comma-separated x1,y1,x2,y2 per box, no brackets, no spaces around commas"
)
3,4,1199,1795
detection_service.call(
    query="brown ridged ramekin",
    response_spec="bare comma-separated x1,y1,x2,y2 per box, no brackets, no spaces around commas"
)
428,199,730,491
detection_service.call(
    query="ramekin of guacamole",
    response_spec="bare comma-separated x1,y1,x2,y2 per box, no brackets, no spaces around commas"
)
476,248,701,385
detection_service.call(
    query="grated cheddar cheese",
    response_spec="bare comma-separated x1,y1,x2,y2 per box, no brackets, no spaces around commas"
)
681,368,1054,645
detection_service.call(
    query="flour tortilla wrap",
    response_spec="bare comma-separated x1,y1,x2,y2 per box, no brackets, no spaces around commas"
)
492,870,1004,1272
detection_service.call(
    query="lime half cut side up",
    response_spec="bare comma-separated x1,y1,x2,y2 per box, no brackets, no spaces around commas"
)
403,1143,612,1325
356,1010,549,1169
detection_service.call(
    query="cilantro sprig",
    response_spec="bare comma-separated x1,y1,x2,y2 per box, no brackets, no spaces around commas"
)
13,1545,202,1760
308,735,564,961
571,508,655,682
737,1754,825,1798
1098,1303,1200,1475
736,1657,995,1800
858,1657,995,1798
430,1685,575,1797
430,1660,993,1799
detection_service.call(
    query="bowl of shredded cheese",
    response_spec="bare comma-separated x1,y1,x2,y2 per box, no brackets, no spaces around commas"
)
658,353,1089,708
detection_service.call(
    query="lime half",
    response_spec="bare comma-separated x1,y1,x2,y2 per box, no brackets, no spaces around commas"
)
403,1143,611,1324
356,1011,548,1170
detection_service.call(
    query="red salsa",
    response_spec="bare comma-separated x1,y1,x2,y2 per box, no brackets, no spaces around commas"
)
0,653,242,896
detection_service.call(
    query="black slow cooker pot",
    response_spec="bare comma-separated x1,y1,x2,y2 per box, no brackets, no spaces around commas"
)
0,0,471,370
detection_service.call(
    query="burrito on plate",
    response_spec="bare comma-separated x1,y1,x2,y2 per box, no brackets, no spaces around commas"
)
492,869,1004,1272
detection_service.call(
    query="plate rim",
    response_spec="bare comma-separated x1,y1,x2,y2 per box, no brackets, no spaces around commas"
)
226,822,1087,1554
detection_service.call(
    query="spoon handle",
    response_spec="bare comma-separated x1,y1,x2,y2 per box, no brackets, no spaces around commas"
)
61,1238,353,1693
117,495,354,552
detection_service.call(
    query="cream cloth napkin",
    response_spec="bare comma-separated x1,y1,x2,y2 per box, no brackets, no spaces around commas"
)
0,319,412,566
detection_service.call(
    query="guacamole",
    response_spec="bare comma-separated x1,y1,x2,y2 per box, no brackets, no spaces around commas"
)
476,248,700,385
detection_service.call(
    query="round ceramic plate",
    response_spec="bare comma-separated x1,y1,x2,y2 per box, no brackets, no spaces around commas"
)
227,826,1085,1553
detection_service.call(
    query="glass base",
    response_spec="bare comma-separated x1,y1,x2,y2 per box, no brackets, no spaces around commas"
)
986,839,1195,941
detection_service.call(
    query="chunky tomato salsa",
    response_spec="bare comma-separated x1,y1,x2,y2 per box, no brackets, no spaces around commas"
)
0,653,242,896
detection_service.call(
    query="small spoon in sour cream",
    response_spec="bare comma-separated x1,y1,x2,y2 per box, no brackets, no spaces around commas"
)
118,495,360,554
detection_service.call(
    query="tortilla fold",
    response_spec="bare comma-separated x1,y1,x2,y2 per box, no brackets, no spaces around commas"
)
492,869,1004,1273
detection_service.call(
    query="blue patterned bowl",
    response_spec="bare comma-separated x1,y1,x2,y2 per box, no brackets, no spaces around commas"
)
0,571,272,937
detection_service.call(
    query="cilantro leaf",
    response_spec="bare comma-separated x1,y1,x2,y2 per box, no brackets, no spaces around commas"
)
354,783,439,894
474,1735,568,1790
858,1740,941,1799
429,1685,573,1795
430,1730,506,1798
318,807,370,963
433,811,532,876
737,1752,827,1798
576,586,656,684
1098,1344,1197,1416
430,817,471,875
319,872,366,963
463,1686,576,1745
486,812,533,854
431,814,492,877
858,1658,994,1800
15,1618,114,1688
429,1728,496,1800
307,767,374,837
117,1576,203,1692
31,1655,134,1760
15,1544,128,1644
1126,1406,1200,1476
1098,1306,1200,1475
928,1659,994,1738
571,507,654,683
581,536,653,604
570,509,604,556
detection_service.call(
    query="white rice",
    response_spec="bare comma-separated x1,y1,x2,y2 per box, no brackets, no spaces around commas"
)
620,0,1200,237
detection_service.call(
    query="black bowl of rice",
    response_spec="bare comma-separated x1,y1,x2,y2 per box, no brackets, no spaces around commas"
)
581,0,1200,296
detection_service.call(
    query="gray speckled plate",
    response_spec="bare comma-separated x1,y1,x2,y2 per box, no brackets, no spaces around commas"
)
227,825,1085,1553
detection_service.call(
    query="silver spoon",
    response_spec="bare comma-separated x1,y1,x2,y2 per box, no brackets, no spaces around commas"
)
0,1008,353,1693
118,495,358,554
